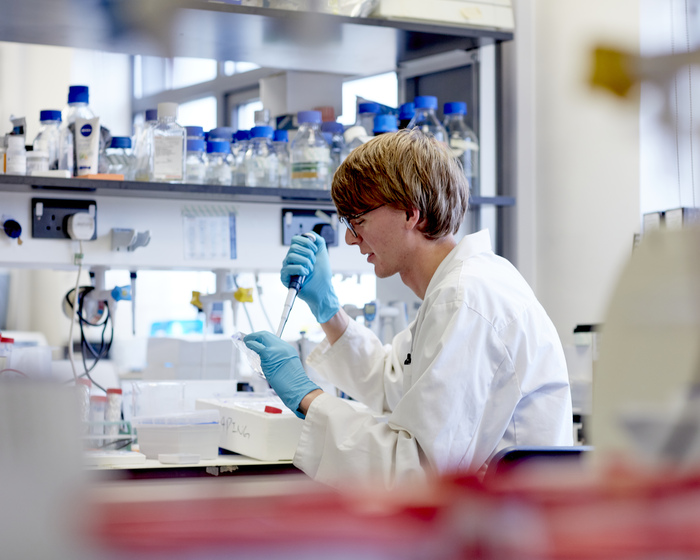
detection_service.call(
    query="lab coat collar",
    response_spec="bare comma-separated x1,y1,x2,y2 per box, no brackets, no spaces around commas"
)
424,229,493,297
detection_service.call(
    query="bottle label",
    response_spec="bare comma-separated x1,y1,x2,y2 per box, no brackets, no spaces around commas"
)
6,153,26,175
291,162,328,180
153,136,184,180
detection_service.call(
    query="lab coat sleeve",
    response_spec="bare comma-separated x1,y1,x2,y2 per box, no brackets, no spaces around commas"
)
293,392,427,489
295,301,515,487
306,319,411,413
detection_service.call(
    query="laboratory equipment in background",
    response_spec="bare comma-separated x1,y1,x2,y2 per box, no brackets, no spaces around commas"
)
151,102,185,183
245,125,278,187
290,110,330,190
26,146,49,175
398,102,415,129
254,108,271,127
132,108,157,181
205,139,233,186
356,101,381,136
373,114,398,135
273,129,290,188
443,101,480,197
62,85,92,176
563,324,599,445
62,266,131,386
185,137,206,184
0,335,14,371
105,136,133,178
4,136,26,175
344,124,370,152
32,109,65,171
197,394,303,461
131,409,220,460
407,95,447,142
2,217,22,245
343,300,409,344
231,129,250,186
185,125,204,140
321,121,348,177
62,85,111,176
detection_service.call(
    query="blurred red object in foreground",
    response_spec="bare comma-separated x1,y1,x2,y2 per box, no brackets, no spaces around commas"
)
88,460,700,560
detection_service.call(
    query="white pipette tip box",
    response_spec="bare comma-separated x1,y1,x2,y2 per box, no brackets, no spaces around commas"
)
196,395,303,462
158,453,201,465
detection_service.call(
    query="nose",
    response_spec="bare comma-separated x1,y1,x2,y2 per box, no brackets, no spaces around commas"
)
345,227,360,246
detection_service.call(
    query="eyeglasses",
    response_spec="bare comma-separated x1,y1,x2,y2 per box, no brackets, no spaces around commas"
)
339,204,385,237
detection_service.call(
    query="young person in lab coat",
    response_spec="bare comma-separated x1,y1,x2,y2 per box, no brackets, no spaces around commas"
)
245,128,573,488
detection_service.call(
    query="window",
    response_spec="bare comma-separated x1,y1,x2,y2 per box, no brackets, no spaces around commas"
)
236,100,264,130
339,71,398,126
178,97,217,131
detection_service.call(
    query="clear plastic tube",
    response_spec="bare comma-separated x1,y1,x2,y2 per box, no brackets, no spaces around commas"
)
231,332,265,379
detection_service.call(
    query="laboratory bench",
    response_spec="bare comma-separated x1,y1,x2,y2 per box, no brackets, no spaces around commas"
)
88,452,299,480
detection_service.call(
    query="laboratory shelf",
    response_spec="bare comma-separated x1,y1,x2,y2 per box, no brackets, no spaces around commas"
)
0,175,515,207
0,174,335,205
0,1,513,75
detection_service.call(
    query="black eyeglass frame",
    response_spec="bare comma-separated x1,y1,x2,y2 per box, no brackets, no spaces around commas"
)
338,204,385,237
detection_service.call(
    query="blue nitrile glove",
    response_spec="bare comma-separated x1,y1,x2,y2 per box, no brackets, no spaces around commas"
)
281,232,340,324
244,331,321,419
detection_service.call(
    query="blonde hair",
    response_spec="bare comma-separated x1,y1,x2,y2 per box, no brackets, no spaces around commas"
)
331,128,469,239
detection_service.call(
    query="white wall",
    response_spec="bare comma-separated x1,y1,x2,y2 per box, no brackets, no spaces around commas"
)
513,0,641,345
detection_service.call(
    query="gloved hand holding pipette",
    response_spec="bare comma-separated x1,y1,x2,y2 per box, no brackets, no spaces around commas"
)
280,232,340,325
244,331,321,419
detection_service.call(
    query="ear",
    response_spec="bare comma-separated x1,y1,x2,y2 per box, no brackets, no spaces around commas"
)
404,208,423,231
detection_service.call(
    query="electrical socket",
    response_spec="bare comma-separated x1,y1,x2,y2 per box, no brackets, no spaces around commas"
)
281,208,338,247
31,198,97,240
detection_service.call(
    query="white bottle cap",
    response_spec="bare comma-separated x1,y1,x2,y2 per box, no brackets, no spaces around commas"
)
157,102,178,119
343,125,369,145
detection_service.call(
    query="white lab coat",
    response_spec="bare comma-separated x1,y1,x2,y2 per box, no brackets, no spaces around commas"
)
295,230,573,488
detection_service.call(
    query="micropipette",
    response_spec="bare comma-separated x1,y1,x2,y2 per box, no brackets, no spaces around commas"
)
275,232,314,338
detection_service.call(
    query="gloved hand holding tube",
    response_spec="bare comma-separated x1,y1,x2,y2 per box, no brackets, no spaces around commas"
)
281,232,340,324
244,331,321,419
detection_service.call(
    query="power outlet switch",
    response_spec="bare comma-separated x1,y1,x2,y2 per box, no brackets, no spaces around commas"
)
32,198,97,240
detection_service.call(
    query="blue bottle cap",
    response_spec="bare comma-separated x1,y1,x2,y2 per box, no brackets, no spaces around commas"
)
251,126,274,139
207,140,231,154
414,95,438,110
321,121,344,135
208,127,234,142
109,136,132,149
185,126,204,138
187,138,205,152
40,110,62,122
322,132,333,145
145,109,158,122
234,130,251,142
399,102,415,120
444,102,467,115
373,114,398,134
68,85,89,104
273,129,288,142
358,102,381,114
297,111,322,124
